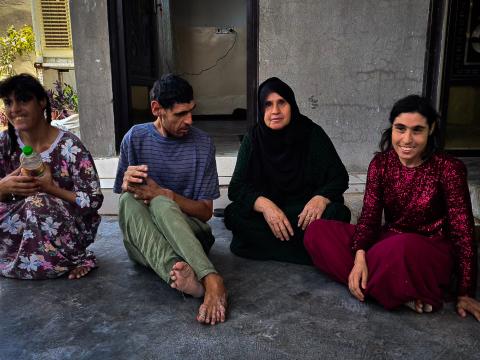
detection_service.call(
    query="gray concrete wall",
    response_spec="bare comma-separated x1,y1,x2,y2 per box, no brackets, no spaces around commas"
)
259,0,430,172
69,0,116,157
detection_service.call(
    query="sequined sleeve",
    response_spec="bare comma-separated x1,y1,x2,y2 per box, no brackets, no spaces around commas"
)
352,154,384,252
441,159,476,297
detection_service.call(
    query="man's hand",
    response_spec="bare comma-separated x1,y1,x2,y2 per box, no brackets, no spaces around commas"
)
348,250,368,301
254,196,294,241
298,195,330,230
128,177,174,204
0,168,39,198
122,165,148,192
456,296,480,321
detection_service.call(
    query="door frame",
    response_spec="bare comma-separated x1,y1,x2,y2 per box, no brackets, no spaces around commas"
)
247,0,259,127
107,0,130,151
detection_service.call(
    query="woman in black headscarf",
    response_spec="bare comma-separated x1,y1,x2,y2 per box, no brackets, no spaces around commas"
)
224,77,351,264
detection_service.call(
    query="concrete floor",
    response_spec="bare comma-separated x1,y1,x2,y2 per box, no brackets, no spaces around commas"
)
1,217,479,360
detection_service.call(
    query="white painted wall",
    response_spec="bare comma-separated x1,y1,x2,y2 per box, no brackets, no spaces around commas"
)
171,0,247,115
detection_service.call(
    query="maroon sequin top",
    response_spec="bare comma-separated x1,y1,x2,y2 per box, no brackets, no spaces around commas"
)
352,149,476,297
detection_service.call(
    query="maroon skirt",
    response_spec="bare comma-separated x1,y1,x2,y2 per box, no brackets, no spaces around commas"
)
304,219,453,310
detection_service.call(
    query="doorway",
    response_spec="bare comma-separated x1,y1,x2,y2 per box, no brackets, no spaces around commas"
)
427,0,480,155
108,0,258,155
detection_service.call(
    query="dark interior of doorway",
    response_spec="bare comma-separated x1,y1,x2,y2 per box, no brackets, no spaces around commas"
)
425,0,480,156
108,0,258,156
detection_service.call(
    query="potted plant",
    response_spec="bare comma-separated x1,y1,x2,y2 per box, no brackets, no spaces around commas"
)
47,80,78,119
48,80,81,137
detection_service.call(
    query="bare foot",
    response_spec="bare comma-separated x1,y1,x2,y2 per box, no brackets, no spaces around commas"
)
68,266,92,279
423,303,433,313
170,261,205,298
405,299,432,313
196,273,227,325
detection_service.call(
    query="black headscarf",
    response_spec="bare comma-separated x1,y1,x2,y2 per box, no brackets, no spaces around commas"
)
247,77,313,201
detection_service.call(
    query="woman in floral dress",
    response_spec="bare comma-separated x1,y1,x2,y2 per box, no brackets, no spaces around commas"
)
0,74,103,279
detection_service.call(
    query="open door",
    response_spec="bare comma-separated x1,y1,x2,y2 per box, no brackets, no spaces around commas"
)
109,0,258,154
109,0,161,150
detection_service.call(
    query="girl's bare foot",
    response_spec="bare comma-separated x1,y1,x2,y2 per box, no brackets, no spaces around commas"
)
196,273,227,325
405,299,432,313
423,303,433,313
170,261,205,298
68,266,92,279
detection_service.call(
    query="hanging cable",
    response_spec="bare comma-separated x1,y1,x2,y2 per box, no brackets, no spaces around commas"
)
180,30,238,76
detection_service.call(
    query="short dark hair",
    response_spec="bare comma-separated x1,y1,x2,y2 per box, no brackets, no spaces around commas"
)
149,74,193,110
0,73,52,155
379,94,441,160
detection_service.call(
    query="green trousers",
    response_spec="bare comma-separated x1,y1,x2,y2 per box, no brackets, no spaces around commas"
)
119,192,217,283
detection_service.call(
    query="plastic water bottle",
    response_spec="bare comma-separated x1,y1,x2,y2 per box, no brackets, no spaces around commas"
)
20,146,45,177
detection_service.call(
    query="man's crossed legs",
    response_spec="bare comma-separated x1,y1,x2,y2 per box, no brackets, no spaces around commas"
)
119,193,227,325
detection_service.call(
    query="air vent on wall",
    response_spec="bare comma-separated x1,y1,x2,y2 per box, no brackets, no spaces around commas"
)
40,0,72,48
32,0,74,63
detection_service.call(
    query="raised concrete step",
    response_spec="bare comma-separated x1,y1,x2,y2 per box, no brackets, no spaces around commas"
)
94,156,480,232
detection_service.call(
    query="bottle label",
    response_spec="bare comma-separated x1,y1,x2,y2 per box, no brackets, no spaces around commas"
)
21,165,45,177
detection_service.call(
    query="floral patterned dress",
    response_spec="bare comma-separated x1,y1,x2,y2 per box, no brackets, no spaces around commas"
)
0,130,103,279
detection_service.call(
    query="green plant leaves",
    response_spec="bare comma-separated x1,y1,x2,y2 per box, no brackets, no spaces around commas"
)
0,25,35,77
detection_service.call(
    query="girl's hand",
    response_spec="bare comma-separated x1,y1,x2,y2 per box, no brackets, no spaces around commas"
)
456,296,480,321
348,250,368,301
33,165,55,194
0,168,39,198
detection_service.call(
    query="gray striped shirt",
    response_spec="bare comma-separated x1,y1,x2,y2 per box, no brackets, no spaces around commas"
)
113,123,220,200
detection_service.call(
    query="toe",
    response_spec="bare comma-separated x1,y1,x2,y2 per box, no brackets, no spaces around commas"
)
210,308,217,325
415,300,423,313
173,261,186,271
197,304,207,323
215,309,222,324
205,307,213,324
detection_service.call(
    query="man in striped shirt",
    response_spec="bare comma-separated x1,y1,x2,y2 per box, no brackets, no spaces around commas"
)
114,74,227,325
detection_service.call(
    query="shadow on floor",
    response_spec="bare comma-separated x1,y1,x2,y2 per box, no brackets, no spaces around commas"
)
1,216,479,360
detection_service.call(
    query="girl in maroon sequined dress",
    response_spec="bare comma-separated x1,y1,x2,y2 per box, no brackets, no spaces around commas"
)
304,95,480,319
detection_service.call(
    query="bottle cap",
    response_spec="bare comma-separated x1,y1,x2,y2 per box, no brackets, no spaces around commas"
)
22,146,33,156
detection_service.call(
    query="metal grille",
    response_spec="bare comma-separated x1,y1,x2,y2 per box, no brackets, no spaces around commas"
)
40,0,72,48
